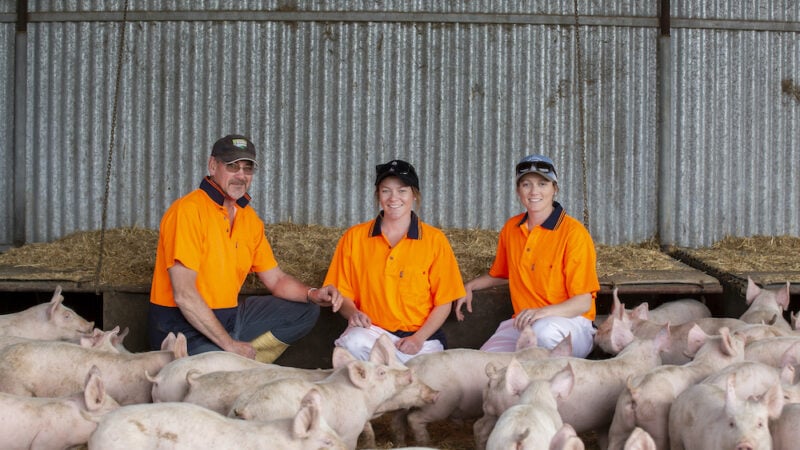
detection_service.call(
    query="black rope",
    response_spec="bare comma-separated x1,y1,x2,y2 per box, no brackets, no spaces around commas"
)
573,0,590,229
94,0,129,294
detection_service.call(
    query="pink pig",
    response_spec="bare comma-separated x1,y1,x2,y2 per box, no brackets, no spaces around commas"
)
668,373,783,450
485,364,576,450
606,328,746,450
0,365,119,449
476,324,670,449
0,332,187,405
740,277,792,331
394,328,572,446
88,388,347,450
0,285,94,341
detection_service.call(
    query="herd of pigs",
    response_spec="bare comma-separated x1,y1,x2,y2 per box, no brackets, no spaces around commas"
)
0,280,797,449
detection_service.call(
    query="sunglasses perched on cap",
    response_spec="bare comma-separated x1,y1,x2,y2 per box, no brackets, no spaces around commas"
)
515,160,557,178
218,159,255,175
376,160,414,176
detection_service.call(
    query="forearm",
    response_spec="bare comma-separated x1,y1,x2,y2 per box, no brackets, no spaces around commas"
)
540,293,593,318
413,303,452,341
176,294,236,349
465,273,509,292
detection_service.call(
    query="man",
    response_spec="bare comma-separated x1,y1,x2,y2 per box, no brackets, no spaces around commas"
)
148,134,342,362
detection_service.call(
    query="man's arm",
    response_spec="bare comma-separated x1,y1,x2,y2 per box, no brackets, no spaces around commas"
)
255,266,343,311
168,262,255,358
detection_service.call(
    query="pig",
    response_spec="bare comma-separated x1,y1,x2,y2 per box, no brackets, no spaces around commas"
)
475,324,670,449
740,277,792,331
668,373,783,450
624,427,657,450
0,332,187,405
548,424,585,450
607,327,747,450
228,347,414,449
0,365,119,450
596,288,711,327
88,388,347,450
0,285,94,341
771,402,800,450
731,322,792,344
149,349,267,402
485,364,575,450
745,336,800,368
183,365,334,414
394,328,573,446
701,360,800,403
595,300,745,364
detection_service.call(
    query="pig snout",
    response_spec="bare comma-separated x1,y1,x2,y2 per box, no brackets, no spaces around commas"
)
230,407,250,420
736,442,754,450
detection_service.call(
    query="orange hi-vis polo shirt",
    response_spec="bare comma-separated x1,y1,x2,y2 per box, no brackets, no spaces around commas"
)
150,177,278,309
324,212,466,333
489,202,599,321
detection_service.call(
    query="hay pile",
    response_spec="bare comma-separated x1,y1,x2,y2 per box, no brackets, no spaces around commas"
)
676,235,800,284
1,225,797,287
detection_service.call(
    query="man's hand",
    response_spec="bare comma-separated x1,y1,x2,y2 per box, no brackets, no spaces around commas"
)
223,340,257,359
309,284,344,312
348,311,372,328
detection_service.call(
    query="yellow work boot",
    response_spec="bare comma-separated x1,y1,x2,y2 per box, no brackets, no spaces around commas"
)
250,331,289,363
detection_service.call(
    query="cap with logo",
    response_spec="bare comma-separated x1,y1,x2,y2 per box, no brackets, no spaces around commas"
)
211,134,258,165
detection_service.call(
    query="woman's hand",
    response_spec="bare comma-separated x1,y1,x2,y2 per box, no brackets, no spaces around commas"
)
396,334,424,355
514,307,547,331
348,311,372,328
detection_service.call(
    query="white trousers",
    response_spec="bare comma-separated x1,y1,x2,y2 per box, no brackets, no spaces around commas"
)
480,316,596,358
335,325,445,364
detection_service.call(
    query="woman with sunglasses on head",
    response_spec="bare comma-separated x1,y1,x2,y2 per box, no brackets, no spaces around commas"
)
455,155,599,358
148,134,343,363
324,159,466,363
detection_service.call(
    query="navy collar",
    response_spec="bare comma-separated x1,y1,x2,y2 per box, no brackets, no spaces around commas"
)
200,176,251,208
370,211,421,239
516,201,565,230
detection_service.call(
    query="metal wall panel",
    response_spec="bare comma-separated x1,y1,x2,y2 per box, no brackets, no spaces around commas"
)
674,1,800,22
670,27,800,247
29,1,655,16
6,1,799,249
0,23,14,249
20,13,660,246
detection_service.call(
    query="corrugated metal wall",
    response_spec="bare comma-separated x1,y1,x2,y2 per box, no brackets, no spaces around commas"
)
0,18,13,248
2,1,799,249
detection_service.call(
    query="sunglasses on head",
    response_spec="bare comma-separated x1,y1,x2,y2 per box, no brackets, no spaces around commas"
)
376,160,414,177
219,159,255,175
516,160,556,178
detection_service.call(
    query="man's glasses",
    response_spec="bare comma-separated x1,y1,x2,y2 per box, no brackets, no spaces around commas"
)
220,160,255,175
516,160,556,178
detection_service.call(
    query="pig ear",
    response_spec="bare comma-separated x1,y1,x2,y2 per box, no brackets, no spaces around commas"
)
777,282,791,310
609,319,635,353
184,368,202,387
346,361,372,390
171,333,189,359
368,334,397,366
548,423,582,450
47,285,65,318
485,361,501,379
112,326,129,349
746,277,761,304
550,333,573,357
631,303,649,320
684,324,709,357
611,288,624,319
515,327,538,351
652,323,671,355
716,327,740,357
504,359,530,397
624,427,657,450
331,346,357,368
160,332,177,350
83,365,107,412
293,388,322,438
549,363,575,400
